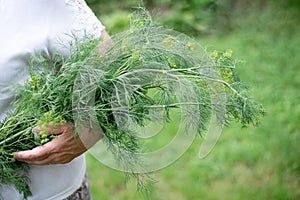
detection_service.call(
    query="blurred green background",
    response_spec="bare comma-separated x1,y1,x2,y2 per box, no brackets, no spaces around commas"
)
84,0,300,199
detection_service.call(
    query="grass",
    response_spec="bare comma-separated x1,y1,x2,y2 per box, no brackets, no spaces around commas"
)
86,4,300,200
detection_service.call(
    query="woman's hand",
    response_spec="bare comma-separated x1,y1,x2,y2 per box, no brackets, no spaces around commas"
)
97,29,113,53
14,122,103,165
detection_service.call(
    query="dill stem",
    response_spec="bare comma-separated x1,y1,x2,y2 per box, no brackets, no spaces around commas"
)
0,127,32,146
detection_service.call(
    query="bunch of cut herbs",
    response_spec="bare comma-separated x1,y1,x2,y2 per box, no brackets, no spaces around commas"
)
0,9,264,199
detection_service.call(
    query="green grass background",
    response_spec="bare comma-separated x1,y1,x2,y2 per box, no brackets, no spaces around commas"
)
85,1,300,199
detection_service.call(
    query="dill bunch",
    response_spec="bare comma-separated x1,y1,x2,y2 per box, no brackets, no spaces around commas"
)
0,9,264,199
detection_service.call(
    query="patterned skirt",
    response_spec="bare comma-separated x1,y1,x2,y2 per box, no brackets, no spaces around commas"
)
63,172,92,200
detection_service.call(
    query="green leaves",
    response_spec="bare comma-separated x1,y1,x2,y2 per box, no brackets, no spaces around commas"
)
0,9,263,199
0,36,100,199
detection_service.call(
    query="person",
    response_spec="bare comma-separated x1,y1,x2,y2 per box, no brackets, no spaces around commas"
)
0,0,109,199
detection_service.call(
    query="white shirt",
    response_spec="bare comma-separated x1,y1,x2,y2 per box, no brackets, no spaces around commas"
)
0,0,105,199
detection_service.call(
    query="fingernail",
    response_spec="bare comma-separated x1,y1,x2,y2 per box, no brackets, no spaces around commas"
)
32,126,40,133
14,152,21,159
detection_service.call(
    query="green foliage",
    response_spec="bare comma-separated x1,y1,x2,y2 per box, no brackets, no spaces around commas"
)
87,0,220,35
88,0,300,37
0,9,263,199
82,2,300,200
158,0,219,35
0,36,100,200
101,11,130,34
210,49,264,126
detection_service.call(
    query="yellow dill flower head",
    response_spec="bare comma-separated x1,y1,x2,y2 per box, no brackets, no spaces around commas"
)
167,57,177,68
225,49,233,57
212,50,218,58
187,42,195,51
228,49,233,56
30,75,40,89
162,36,177,49
132,50,141,59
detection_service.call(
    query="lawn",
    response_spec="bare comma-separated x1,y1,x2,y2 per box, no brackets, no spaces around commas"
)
86,3,300,200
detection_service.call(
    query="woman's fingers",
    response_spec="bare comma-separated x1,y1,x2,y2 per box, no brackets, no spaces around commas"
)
15,123,86,165
15,122,103,165
13,144,52,163
32,122,71,136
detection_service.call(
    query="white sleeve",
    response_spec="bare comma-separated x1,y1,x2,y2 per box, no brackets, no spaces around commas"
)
48,0,106,54
65,0,106,38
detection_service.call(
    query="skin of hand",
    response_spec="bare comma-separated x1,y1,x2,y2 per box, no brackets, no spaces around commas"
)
14,122,103,165
14,30,110,165
97,29,112,53
100,29,110,42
